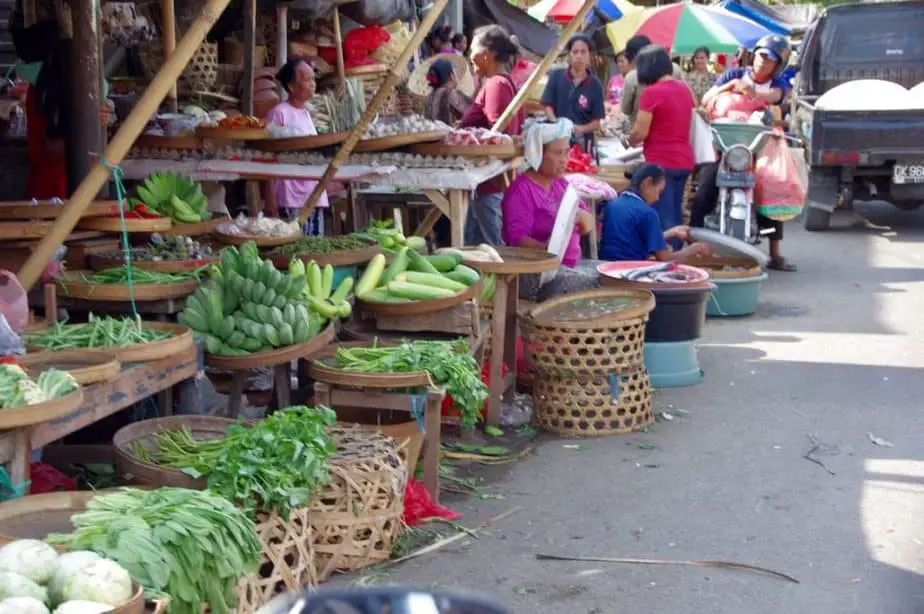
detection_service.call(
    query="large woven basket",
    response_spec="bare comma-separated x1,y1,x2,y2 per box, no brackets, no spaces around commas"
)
139,40,218,94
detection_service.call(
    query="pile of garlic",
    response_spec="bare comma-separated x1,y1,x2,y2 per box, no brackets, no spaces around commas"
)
361,115,451,139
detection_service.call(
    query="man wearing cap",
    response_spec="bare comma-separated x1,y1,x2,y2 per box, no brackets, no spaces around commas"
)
620,35,683,124
702,37,791,109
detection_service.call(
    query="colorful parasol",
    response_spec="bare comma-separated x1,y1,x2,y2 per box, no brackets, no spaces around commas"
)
606,3,775,55
528,0,638,24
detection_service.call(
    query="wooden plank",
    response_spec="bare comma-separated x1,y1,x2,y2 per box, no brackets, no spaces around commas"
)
0,348,198,464
374,300,478,335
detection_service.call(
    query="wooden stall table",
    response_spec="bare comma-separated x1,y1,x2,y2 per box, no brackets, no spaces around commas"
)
0,346,198,488
466,247,560,426
204,323,336,418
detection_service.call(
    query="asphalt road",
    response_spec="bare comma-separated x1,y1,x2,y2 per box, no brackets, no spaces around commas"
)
343,202,924,613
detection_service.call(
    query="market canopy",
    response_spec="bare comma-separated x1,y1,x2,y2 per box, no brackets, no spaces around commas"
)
464,0,558,57
606,3,776,55
527,0,636,23
715,0,793,36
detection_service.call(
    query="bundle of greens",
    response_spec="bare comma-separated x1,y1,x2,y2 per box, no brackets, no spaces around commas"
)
77,266,202,284
26,315,172,351
331,340,488,429
134,406,337,519
270,235,368,256
46,487,261,614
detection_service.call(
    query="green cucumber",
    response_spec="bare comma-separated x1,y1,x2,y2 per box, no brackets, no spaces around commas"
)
447,264,481,285
407,249,440,275
423,253,463,272
403,272,467,293
386,281,456,300
379,247,410,286
355,254,386,297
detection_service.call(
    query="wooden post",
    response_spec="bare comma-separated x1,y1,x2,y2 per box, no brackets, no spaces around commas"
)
299,0,450,224
241,0,257,115
162,0,178,112
333,7,345,84
65,0,103,196
17,0,234,291
491,0,595,133
276,3,288,68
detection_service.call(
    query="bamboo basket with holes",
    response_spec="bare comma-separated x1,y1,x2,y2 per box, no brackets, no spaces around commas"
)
521,288,657,436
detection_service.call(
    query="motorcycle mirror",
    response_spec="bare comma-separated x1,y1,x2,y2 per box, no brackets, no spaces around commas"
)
254,587,511,614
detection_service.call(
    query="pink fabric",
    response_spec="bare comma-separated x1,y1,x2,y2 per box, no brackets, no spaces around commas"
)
607,74,625,104
511,59,537,90
266,102,330,209
639,80,695,171
501,175,587,268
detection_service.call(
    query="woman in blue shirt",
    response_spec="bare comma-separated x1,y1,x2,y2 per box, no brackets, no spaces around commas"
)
600,164,713,261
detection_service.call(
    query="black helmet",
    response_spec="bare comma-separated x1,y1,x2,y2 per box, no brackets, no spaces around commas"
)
752,35,791,78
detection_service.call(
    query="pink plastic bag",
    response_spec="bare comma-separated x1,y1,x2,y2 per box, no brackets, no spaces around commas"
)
754,130,807,221
708,92,767,122
0,271,29,332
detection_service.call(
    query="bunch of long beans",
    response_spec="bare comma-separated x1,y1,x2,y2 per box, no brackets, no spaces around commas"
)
79,265,203,284
26,314,172,350
132,426,240,473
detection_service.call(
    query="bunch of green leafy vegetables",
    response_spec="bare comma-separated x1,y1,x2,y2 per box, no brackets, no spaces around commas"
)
331,339,488,430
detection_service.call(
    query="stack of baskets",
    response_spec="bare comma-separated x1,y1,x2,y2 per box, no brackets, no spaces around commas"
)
522,288,656,436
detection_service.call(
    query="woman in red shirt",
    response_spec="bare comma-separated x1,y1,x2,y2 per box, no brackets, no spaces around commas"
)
459,25,523,246
627,44,694,248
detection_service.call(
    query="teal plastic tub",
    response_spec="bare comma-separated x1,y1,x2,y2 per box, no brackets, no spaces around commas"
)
644,341,704,389
706,273,768,317
333,265,358,290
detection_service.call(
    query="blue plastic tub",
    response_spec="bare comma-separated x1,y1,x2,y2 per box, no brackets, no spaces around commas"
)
706,273,768,317
644,341,704,389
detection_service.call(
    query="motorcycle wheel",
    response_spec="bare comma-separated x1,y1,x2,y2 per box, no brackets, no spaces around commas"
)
729,218,747,241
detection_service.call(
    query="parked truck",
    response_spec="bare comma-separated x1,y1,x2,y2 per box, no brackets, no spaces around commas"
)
792,1,924,231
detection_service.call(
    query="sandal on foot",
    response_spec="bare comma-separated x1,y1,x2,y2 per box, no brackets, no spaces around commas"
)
768,258,797,272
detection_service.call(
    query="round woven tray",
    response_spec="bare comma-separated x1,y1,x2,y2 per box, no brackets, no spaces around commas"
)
0,388,83,430
521,288,655,378
27,322,193,364
214,231,302,248
134,134,202,150
113,415,241,489
205,321,335,369
56,271,200,302
407,142,521,159
76,216,173,233
16,350,120,385
88,255,218,273
356,277,482,317
533,367,654,436
681,255,763,280
309,340,431,389
196,125,268,140
0,200,118,220
269,241,381,269
251,132,350,152
161,218,229,237
461,246,560,275
354,130,447,153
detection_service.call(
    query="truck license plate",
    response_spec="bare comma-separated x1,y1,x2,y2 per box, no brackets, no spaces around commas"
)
893,164,924,184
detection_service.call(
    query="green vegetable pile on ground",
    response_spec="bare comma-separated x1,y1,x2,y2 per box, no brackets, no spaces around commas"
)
77,265,202,285
331,340,487,429
270,234,368,256
133,172,211,224
354,248,482,304
26,315,172,351
130,406,337,519
46,487,261,614
0,538,137,613
0,365,78,408
353,219,426,254
180,241,351,356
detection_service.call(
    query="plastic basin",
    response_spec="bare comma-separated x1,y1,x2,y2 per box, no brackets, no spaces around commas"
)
333,265,358,290
644,341,703,389
706,273,768,317
645,285,716,342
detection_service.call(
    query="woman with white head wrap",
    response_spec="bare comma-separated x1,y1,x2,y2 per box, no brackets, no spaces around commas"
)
501,118,603,302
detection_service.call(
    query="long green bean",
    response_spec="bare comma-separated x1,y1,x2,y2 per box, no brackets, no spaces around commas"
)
79,265,203,284
26,314,172,350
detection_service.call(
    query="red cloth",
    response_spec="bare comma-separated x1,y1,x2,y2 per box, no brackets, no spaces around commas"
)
28,463,77,494
638,80,695,171
460,75,523,195
25,86,67,200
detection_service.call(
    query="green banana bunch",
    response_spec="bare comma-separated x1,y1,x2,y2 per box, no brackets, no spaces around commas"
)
134,171,211,224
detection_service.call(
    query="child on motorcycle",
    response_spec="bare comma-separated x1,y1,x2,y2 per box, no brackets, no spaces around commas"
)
691,35,797,272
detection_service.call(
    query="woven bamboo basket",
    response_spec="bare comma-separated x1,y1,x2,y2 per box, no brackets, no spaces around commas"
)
521,289,655,378
533,367,654,436
310,427,406,581
139,41,218,94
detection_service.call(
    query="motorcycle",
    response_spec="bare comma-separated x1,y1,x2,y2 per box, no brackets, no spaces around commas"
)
255,586,510,614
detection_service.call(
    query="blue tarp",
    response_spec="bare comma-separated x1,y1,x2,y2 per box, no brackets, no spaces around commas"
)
717,0,793,36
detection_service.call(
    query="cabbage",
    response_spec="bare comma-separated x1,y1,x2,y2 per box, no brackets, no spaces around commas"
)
53,601,114,614
0,570,48,603
0,596,50,614
0,539,59,583
60,559,132,606
47,551,101,606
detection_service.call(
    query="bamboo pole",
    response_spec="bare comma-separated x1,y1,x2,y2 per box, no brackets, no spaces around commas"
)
298,0,450,223
491,0,596,133
332,7,345,84
242,0,256,115
162,0,177,112
276,4,288,68
17,0,234,291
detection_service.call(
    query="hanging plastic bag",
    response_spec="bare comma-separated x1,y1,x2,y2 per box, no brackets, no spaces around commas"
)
708,92,767,122
690,113,716,165
754,131,807,221
0,271,29,333
403,479,461,526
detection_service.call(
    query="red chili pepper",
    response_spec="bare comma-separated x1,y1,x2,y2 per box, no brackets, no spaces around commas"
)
133,204,163,219
0,356,18,364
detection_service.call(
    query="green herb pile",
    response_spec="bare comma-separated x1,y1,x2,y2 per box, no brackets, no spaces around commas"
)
331,340,487,429
271,234,368,256
26,314,172,350
78,265,203,284
133,406,337,519
46,487,261,614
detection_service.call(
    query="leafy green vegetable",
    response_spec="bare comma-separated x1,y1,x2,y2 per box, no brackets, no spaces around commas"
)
46,487,261,614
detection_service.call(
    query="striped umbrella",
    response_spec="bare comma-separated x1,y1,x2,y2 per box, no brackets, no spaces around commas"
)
606,3,775,55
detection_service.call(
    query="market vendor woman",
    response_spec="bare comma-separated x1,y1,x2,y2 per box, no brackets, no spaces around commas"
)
540,35,606,153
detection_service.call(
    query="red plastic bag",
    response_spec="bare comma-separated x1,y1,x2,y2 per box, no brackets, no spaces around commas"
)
403,478,460,526
754,130,807,221
566,145,597,174
28,463,77,495
343,26,391,67
708,92,767,122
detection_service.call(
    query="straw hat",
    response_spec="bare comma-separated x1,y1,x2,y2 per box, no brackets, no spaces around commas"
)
408,53,475,98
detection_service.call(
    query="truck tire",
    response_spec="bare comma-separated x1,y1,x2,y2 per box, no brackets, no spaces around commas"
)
803,170,838,231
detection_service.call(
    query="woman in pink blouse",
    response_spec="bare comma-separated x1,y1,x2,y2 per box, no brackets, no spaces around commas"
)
501,118,602,301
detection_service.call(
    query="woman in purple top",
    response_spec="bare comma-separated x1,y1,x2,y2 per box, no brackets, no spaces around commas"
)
265,59,329,235
501,118,602,301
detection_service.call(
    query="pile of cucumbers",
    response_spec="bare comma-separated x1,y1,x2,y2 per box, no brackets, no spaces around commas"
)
354,246,483,303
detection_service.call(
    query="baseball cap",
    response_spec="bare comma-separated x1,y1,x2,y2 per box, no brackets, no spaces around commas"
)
755,47,781,62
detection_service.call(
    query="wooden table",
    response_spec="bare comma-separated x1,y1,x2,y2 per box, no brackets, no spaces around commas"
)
0,347,198,487
467,247,560,426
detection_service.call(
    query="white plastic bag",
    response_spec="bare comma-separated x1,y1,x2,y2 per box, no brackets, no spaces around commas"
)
690,113,716,165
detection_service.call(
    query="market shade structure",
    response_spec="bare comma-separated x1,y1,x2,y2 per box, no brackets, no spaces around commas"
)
528,0,635,23
716,0,793,36
606,3,775,55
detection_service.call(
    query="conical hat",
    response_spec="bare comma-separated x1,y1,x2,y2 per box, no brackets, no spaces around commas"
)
408,53,475,98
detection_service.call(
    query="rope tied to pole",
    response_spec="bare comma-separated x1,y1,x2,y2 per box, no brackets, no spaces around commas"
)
97,157,139,322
